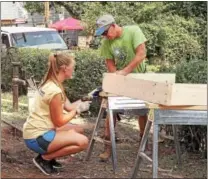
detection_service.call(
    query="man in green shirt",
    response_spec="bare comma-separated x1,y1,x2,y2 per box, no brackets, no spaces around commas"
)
95,14,149,161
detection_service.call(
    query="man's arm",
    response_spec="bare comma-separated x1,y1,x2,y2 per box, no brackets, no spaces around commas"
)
116,43,146,75
106,59,117,72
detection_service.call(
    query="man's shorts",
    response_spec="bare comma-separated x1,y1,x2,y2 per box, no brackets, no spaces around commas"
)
24,130,56,155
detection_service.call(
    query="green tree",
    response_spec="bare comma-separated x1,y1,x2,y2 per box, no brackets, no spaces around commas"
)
54,2,87,19
24,2,207,66
24,2,62,15
24,2,45,15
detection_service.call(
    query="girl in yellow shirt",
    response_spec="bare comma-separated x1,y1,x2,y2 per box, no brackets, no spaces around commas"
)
23,52,90,175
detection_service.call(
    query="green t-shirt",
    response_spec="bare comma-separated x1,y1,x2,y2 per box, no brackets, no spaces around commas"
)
100,25,147,73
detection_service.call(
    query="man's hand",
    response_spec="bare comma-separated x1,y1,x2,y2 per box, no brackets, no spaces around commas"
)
76,101,91,114
121,43,146,74
115,70,128,76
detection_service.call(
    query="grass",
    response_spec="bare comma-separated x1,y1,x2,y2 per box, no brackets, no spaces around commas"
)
2,92,28,104
2,92,29,120
1,91,154,122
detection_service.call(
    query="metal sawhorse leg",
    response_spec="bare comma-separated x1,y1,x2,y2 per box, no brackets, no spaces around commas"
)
130,119,153,178
85,98,107,161
130,108,207,178
85,96,148,174
85,97,118,173
130,121,182,178
152,109,207,178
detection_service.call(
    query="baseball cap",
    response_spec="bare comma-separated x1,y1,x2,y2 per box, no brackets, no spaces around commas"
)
95,14,115,36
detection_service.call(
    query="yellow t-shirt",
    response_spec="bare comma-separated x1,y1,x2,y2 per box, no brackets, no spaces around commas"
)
23,80,64,139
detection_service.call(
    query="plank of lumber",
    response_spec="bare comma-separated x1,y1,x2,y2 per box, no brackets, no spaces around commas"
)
127,73,176,83
99,92,206,110
147,103,207,110
102,73,207,106
102,73,171,105
1,113,24,132
170,83,207,106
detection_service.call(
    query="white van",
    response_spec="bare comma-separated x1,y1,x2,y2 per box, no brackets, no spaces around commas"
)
1,26,68,50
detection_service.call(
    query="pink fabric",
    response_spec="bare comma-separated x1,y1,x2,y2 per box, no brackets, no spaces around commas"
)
49,17,84,30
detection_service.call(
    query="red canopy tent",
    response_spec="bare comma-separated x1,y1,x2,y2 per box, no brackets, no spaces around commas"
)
49,17,84,31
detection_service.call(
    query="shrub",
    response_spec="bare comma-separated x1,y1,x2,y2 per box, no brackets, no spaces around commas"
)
1,48,51,92
19,48,51,81
159,58,207,158
140,15,204,66
146,64,161,73
2,48,106,115
1,48,13,91
159,59,207,84
65,49,106,115
174,59,207,84
65,49,106,101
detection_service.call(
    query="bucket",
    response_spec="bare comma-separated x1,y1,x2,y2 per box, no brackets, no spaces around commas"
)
27,87,36,113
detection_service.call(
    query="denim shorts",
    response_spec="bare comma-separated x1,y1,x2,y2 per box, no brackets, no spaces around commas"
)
24,130,56,155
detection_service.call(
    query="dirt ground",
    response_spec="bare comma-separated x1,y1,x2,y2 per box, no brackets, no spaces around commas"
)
1,116,207,178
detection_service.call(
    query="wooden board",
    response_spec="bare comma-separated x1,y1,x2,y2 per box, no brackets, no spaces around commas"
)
102,73,207,106
170,84,207,106
127,73,176,83
147,103,207,110
1,112,25,132
103,73,171,105
99,92,207,110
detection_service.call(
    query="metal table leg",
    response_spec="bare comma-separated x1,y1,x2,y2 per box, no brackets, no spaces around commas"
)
153,110,159,178
85,99,106,161
109,108,117,174
172,125,182,167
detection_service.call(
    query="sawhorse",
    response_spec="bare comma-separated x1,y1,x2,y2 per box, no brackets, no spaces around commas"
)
85,93,148,173
130,105,207,178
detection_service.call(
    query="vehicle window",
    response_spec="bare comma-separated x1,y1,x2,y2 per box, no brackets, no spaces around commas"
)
1,34,10,48
11,31,68,49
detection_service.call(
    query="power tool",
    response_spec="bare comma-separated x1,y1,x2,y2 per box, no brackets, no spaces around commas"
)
81,86,102,101
81,87,121,120
79,87,102,117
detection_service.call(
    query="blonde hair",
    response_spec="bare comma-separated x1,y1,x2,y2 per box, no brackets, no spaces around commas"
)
40,52,75,101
